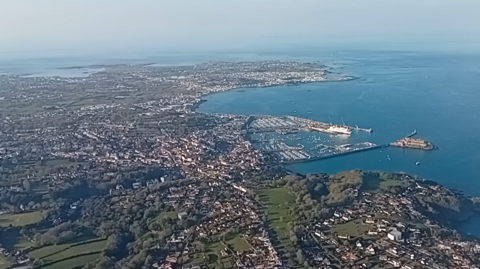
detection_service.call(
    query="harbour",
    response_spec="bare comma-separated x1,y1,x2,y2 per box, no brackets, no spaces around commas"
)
245,115,436,165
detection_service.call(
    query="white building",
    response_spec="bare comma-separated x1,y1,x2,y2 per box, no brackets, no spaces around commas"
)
388,230,402,241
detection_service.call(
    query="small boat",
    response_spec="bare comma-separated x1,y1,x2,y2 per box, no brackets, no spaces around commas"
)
415,161,421,166
387,155,391,161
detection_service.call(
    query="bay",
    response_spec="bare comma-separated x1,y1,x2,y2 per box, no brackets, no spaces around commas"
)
197,50,480,236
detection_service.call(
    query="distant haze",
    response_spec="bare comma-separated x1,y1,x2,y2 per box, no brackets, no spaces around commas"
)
1,0,480,55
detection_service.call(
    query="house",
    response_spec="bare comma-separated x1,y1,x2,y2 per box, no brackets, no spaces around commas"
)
178,212,188,220
366,245,375,255
388,229,402,241
389,260,401,267
338,234,350,240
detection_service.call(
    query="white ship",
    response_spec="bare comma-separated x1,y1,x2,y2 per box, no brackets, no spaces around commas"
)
327,126,352,136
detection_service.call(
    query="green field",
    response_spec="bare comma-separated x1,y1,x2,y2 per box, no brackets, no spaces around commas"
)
29,237,106,269
187,241,227,268
362,175,407,193
186,234,250,268
330,219,371,238
32,182,50,194
156,210,178,221
257,187,296,253
226,235,251,252
0,211,44,227
1,229,34,250
29,237,105,260
41,253,100,269
0,255,9,269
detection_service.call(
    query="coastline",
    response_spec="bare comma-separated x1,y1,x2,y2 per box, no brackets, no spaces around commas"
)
192,68,480,238
193,75,359,113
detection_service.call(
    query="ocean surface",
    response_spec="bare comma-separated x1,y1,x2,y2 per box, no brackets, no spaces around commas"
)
2,48,480,235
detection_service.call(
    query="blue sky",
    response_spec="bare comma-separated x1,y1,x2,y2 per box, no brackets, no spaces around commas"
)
1,0,480,53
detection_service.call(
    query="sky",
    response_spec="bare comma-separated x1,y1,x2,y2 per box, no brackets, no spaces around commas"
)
1,0,480,54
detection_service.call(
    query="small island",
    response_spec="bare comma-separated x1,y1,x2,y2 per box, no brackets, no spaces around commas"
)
390,137,436,150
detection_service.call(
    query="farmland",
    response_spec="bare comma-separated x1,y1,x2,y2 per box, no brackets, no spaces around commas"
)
256,187,296,253
329,219,371,238
0,211,44,227
29,237,106,269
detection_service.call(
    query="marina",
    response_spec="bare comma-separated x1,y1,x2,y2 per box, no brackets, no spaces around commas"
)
275,142,382,164
247,116,437,164
246,115,372,136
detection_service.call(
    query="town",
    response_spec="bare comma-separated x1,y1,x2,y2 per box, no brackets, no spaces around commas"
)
0,62,478,269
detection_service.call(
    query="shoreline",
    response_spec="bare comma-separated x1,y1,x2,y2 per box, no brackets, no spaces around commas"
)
194,75,359,112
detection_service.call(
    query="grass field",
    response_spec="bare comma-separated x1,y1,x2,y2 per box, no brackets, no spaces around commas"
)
156,211,178,221
0,211,44,227
257,187,296,253
330,219,371,238
42,159,73,167
1,229,34,250
186,234,250,268
29,237,105,261
41,253,100,269
362,174,407,193
205,241,234,268
0,255,9,269
40,240,106,263
28,237,105,269
226,235,251,252
32,182,50,194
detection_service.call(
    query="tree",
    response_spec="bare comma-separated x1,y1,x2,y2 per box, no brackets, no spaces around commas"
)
22,179,31,192
296,249,305,264
364,256,369,265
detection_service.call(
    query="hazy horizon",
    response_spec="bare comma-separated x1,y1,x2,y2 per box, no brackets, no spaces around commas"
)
2,0,480,57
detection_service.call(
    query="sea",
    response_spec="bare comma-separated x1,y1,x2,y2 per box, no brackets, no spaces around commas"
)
1,47,480,236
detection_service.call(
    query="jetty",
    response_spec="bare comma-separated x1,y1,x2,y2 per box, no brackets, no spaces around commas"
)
406,129,417,138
